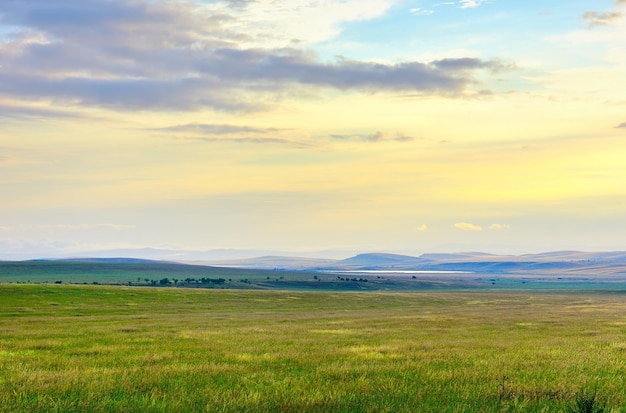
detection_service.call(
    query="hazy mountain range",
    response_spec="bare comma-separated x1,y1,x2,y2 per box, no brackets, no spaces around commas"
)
16,249,626,276
200,251,626,275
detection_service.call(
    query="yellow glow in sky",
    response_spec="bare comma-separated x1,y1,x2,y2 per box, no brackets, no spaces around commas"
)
1,0,626,257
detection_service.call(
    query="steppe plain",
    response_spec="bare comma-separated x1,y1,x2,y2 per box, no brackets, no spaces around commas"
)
2,274,626,411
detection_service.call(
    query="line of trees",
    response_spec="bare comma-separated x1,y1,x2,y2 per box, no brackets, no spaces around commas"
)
336,276,368,282
134,277,227,286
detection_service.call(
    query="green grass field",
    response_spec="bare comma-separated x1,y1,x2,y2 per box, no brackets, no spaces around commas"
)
3,260,625,291
2,284,626,412
0,260,495,291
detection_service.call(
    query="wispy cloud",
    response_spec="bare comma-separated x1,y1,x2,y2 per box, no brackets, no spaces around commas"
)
151,123,283,135
416,224,428,231
616,122,626,128
459,0,488,9
161,126,416,147
454,222,483,231
329,131,415,143
581,0,626,28
489,224,510,230
582,11,623,28
174,136,314,148
431,57,512,73
151,122,312,147
410,8,435,16
153,122,418,148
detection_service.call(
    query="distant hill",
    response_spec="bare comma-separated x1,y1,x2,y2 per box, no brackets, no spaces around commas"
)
190,256,336,271
10,248,358,262
200,250,626,275
419,252,500,261
336,253,425,268
38,257,170,264
5,251,626,290
7,249,626,276
0,259,311,286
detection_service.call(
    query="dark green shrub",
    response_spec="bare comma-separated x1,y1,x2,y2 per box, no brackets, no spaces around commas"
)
566,388,606,413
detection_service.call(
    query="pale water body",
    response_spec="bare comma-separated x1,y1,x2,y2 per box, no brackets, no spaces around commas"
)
322,270,474,274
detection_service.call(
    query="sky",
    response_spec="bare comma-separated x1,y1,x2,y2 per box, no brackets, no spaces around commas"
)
1,0,626,259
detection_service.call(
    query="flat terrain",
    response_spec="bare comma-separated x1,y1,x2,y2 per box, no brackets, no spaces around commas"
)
2,285,626,412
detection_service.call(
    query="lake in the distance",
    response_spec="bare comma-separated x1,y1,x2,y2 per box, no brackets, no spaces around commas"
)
322,270,473,274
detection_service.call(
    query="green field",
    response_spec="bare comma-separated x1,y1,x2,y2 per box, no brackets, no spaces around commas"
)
3,260,625,291
2,284,626,412
0,261,495,290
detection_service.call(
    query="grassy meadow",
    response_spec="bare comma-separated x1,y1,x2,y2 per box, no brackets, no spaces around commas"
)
0,260,492,290
3,260,623,291
2,284,626,412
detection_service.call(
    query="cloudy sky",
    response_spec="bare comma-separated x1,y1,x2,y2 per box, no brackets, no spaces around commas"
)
1,0,626,258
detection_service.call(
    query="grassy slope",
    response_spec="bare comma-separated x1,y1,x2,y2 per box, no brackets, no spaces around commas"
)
0,261,310,285
0,261,490,291
2,285,626,412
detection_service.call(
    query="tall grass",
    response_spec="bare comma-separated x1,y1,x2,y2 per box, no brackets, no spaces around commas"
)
1,285,626,411
567,388,607,413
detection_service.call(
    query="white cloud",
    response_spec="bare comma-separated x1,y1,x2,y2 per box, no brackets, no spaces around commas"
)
583,11,623,28
213,0,395,47
454,222,482,231
459,0,487,9
410,8,435,16
416,224,428,231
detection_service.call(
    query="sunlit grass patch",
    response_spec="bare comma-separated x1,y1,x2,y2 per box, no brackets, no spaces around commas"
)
311,328,355,335
348,344,401,360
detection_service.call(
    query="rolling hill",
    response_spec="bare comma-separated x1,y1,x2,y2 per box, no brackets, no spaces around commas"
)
201,251,626,275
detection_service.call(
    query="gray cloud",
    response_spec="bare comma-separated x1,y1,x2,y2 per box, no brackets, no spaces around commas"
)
582,11,623,27
157,124,415,147
0,74,261,111
0,0,511,112
616,122,626,128
175,136,314,148
155,122,308,147
150,123,283,135
431,57,512,73
329,131,415,143
201,49,491,93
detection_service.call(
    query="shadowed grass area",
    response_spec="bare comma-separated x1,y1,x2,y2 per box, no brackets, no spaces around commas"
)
2,285,626,412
